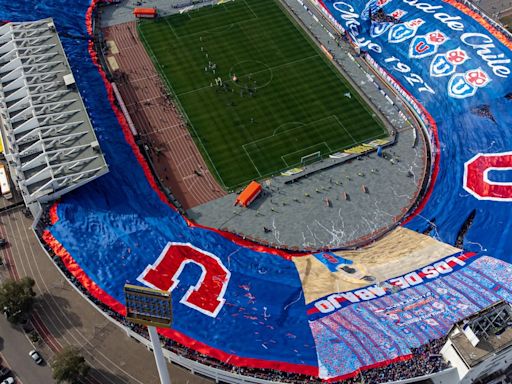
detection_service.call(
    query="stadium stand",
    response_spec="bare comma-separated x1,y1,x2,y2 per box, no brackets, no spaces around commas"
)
35,206,452,384
0,19,108,214
19,0,512,384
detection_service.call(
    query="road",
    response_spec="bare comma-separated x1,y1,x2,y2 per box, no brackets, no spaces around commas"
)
0,315,54,384
0,203,211,384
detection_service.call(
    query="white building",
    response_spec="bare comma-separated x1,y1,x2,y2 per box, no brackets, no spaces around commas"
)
441,301,512,384
0,18,108,214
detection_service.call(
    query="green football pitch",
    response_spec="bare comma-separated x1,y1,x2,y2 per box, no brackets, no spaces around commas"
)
138,0,387,189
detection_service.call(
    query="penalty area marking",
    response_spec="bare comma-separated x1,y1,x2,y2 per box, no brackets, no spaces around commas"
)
163,1,259,39
242,116,337,149
273,121,304,136
281,142,331,166
242,116,339,171
242,145,263,177
333,115,357,145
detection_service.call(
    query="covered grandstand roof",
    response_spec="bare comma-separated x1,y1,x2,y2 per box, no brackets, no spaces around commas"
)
447,301,512,368
0,18,108,205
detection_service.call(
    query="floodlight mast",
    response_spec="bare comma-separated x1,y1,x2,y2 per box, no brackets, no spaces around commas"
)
148,325,172,384
124,284,174,384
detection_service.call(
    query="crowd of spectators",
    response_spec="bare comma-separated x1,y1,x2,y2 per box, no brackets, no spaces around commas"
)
35,208,450,384
370,9,401,24
68,0,507,381
70,0,456,383
471,104,497,123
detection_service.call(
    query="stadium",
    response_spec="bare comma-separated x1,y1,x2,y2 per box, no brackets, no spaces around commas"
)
0,0,512,383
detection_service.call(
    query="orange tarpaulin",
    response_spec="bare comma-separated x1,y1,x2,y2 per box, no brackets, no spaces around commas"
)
133,7,157,18
235,181,262,207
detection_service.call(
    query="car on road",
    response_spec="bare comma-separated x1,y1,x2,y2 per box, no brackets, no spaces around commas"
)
1,377,14,384
0,238,7,248
29,350,43,364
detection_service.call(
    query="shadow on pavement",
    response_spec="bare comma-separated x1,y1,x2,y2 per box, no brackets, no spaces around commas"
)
36,293,83,331
92,367,134,384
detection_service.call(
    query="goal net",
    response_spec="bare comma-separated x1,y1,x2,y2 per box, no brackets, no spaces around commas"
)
300,151,322,166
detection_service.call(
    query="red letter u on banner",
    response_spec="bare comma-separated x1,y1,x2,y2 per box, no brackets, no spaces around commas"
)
138,243,231,317
464,152,512,201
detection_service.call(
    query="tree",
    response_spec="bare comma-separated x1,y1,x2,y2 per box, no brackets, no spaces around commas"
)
52,346,90,384
0,277,36,324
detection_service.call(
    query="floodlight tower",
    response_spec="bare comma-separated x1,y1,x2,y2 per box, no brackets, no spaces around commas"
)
124,284,173,384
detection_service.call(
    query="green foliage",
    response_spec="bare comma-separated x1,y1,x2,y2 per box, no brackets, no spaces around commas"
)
139,0,385,189
0,277,36,324
52,346,90,384
29,331,40,343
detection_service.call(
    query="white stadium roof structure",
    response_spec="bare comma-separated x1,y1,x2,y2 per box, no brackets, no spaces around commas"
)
0,18,108,209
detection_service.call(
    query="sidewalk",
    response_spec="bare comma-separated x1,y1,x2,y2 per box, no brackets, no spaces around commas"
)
0,315,54,384
0,207,211,384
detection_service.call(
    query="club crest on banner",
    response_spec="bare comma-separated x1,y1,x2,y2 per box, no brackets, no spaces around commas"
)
464,152,512,201
426,31,448,45
388,18,424,43
430,48,469,77
370,10,407,38
371,22,393,38
447,68,490,99
465,68,491,88
430,54,456,77
409,31,447,59
409,36,438,59
390,9,407,19
447,73,476,99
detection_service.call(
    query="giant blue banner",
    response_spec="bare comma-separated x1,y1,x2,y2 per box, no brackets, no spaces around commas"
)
2,0,512,380
320,0,512,260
